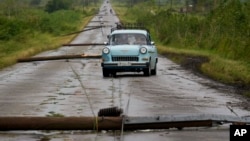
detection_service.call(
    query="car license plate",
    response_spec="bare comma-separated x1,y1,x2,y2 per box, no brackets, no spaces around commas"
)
118,62,131,66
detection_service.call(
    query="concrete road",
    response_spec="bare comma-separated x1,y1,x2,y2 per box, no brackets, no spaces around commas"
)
0,1,249,141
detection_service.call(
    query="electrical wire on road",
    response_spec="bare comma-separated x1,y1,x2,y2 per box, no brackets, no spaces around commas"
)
67,62,131,141
67,61,101,141
119,77,134,141
64,0,110,122
68,63,96,117
227,105,239,117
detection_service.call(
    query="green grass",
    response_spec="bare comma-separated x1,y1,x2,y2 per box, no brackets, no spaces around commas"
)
201,57,250,85
0,31,75,69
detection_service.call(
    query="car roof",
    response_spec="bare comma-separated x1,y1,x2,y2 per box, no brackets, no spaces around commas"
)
111,29,148,35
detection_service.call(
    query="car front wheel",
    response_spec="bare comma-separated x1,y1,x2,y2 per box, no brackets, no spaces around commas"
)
103,69,110,77
151,63,157,75
143,63,151,76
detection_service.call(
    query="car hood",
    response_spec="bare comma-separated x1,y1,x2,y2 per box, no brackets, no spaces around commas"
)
109,45,142,56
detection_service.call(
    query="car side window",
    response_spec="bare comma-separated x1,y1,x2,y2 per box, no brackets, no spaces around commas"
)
110,34,116,45
147,33,152,45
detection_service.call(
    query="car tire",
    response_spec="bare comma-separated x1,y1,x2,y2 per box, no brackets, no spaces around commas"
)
151,63,157,75
103,69,110,77
112,71,116,77
143,63,151,76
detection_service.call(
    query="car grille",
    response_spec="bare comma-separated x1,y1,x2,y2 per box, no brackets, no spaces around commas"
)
112,56,139,62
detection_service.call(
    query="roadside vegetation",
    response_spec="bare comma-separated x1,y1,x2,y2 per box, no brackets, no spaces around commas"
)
112,0,250,95
0,0,100,69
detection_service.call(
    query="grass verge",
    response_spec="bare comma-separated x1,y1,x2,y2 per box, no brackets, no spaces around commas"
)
158,45,250,96
0,15,92,70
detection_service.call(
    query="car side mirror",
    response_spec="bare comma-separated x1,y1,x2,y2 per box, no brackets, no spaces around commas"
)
151,41,155,45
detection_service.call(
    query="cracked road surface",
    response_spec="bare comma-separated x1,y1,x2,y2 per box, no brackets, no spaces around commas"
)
0,1,249,141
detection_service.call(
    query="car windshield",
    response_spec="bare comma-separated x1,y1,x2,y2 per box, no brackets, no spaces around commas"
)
110,33,147,45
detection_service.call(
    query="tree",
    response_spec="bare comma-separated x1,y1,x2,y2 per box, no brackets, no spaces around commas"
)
45,0,72,13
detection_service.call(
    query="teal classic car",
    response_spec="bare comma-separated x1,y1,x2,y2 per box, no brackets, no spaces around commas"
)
101,25,158,77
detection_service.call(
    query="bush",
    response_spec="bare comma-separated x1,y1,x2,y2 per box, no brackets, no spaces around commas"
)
0,16,32,41
205,0,250,60
0,8,83,40
38,10,82,35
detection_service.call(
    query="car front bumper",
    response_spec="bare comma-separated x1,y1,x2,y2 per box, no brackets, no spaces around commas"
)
101,62,149,71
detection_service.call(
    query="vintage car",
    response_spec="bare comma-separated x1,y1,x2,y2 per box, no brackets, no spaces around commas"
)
101,24,158,77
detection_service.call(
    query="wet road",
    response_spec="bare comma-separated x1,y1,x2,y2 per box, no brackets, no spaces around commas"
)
0,1,249,141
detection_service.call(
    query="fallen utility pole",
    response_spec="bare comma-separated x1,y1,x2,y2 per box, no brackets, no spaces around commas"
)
17,54,101,63
62,43,105,46
0,114,249,131
90,20,109,23
85,25,112,28
0,117,121,131
61,26,103,36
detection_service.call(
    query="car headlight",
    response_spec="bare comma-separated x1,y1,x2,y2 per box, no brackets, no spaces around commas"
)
102,48,110,54
140,47,147,54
